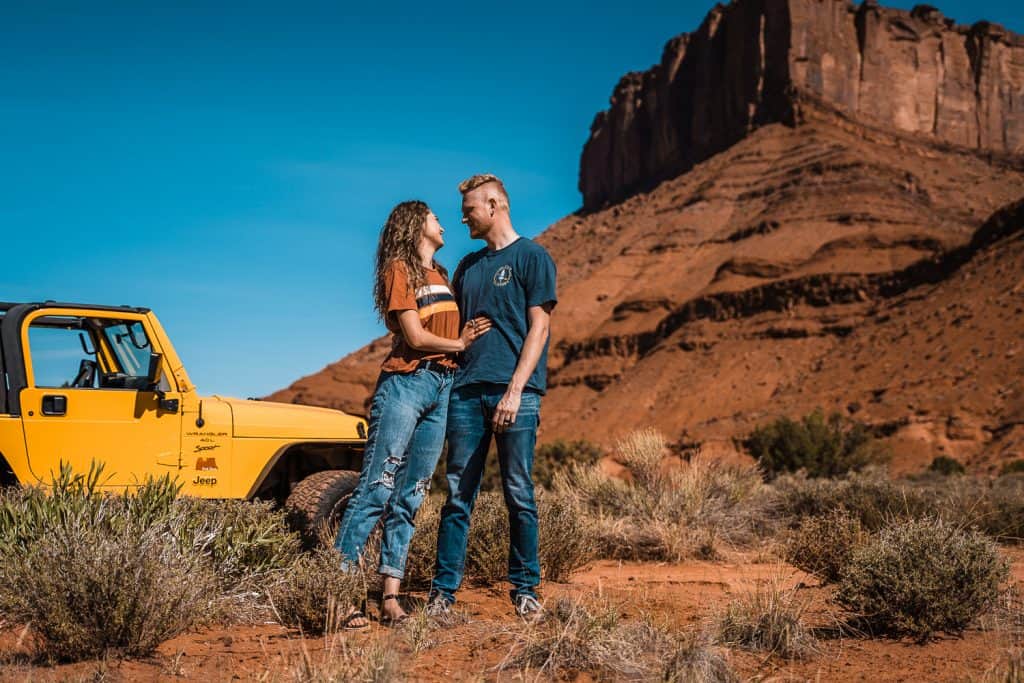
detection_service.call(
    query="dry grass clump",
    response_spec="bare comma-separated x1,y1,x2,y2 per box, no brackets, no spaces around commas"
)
662,631,740,683
928,474,1024,543
502,598,675,678
715,580,819,660
268,546,368,634
558,429,774,561
784,509,868,584
981,648,1024,683
837,517,1010,641
258,634,402,683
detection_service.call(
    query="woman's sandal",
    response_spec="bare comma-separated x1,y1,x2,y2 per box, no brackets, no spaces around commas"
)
341,601,370,630
379,594,410,627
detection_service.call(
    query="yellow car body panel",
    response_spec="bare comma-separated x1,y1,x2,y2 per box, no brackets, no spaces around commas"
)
0,303,367,499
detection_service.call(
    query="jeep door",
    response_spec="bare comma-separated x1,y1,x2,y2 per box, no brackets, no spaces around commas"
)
19,309,182,487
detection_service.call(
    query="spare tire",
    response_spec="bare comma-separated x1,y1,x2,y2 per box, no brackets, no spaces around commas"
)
285,469,361,546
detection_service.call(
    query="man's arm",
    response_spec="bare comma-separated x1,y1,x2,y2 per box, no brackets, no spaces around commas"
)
492,302,554,433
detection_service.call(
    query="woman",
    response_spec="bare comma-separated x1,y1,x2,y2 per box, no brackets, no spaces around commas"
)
334,200,490,627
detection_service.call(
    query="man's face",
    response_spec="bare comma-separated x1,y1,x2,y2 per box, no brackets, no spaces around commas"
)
461,187,493,239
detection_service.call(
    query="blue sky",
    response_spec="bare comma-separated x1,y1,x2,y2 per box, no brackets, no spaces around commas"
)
3,1,1021,399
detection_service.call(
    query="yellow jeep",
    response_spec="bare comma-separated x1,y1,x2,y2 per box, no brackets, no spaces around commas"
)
0,301,367,534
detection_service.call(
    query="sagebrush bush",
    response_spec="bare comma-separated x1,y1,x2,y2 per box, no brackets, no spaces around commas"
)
784,510,867,584
914,475,1024,543
746,410,889,479
559,429,774,561
773,467,926,531
715,581,818,659
432,438,605,493
0,468,218,661
269,547,367,634
837,517,1009,640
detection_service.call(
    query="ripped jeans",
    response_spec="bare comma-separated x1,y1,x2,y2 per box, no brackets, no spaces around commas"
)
334,367,452,579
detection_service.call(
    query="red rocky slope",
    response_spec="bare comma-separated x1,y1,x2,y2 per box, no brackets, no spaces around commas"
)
268,0,1024,473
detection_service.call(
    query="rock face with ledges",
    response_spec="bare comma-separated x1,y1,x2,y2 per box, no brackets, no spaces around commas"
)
580,0,1024,211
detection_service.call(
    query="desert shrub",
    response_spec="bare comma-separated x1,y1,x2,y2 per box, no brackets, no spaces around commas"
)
746,410,889,479
773,467,927,531
536,492,595,582
662,632,739,683
265,634,401,682
784,510,867,584
559,429,775,561
268,547,367,634
173,498,301,583
0,470,218,662
916,475,1024,543
1001,460,1024,477
982,648,1024,683
929,455,966,475
503,598,675,678
715,580,818,659
836,517,1009,640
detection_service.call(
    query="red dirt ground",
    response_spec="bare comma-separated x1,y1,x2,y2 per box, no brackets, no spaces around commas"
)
2,547,1021,681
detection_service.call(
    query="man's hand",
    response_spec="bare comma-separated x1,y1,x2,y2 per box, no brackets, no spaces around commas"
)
492,389,522,433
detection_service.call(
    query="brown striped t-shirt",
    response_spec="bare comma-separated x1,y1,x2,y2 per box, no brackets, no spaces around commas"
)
380,261,461,373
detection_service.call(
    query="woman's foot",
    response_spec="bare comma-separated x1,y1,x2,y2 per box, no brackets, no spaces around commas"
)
380,594,409,626
341,605,369,630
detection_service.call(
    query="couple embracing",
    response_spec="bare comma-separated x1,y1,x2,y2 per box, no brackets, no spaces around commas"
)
333,174,557,627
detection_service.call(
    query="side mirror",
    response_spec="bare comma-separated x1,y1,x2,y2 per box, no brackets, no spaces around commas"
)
146,353,164,390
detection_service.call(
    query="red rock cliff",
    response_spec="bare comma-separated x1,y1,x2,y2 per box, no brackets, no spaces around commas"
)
579,0,1024,211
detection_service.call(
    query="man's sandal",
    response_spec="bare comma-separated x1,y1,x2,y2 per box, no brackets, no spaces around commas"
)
379,594,410,627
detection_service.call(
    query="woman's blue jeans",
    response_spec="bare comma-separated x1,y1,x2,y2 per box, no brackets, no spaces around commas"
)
334,367,452,579
430,384,541,604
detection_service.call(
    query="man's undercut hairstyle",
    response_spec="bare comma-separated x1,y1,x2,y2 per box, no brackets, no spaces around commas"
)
458,173,510,212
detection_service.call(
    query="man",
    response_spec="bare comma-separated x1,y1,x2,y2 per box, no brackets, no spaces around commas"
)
427,173,557,620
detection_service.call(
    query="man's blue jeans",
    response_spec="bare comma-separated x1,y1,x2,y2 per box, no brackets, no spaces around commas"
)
334,367,452,579
431,384,541,604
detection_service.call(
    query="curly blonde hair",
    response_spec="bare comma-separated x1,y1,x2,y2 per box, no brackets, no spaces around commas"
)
373,200,448,321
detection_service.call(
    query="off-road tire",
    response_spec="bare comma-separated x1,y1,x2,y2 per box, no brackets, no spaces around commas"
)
285,469,361,547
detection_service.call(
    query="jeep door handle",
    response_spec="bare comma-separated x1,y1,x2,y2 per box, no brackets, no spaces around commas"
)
41,395,67,416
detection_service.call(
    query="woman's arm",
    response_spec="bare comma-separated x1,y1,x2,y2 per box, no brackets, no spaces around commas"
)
396,311,492,353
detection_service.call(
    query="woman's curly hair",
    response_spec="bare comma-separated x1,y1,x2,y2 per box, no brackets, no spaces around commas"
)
373,200,448,321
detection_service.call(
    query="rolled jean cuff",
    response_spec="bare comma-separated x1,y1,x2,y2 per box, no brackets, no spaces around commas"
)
378,563,404,579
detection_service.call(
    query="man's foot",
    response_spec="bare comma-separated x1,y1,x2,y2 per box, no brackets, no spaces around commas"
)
514,594,545,622
425,594,453,620
380,594,409,626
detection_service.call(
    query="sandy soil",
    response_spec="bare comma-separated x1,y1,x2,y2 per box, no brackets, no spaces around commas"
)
2,546,1021,682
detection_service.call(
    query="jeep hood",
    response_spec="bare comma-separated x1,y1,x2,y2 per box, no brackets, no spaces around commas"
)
214,396,366,440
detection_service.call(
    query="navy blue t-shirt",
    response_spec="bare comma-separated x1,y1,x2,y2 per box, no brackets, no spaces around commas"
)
452,237,558,393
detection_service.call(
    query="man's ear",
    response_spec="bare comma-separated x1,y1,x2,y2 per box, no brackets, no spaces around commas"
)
488,197,497,216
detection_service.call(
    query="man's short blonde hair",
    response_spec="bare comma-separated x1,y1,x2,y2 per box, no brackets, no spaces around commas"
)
458,173,510,211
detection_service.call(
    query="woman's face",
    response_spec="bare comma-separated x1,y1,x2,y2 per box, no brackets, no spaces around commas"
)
422,211,445,250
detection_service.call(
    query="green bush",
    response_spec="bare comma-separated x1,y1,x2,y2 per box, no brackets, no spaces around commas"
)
746,410,889,479
836,517,1009,640
929,455,966,475
1000,459,1024,477
784,510,867,584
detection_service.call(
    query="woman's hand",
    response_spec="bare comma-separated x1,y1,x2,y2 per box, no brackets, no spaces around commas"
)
458,316,492,350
